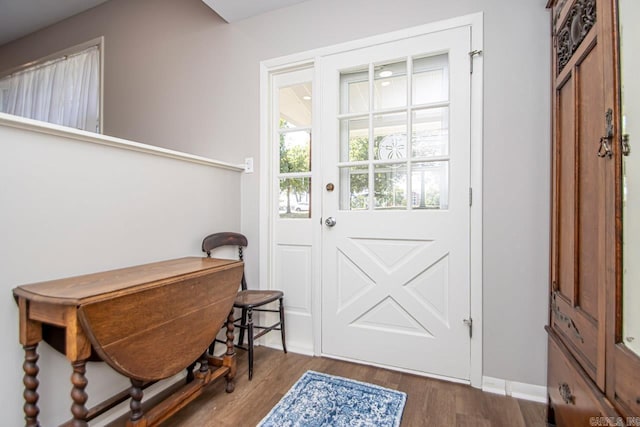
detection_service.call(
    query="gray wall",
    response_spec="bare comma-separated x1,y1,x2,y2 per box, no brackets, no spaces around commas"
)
0,0,551,387
0,118,242,425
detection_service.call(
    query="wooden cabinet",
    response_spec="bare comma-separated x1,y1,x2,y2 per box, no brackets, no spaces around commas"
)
548,332,618,425
547,0,640,424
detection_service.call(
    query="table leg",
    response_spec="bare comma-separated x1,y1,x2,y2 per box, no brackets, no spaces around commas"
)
224,309,236,393
70,360,88,427
23,344,40,427
129,379,144,423
199,351,209,376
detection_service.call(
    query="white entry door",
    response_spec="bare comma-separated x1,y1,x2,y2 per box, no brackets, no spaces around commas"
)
320,26,472,380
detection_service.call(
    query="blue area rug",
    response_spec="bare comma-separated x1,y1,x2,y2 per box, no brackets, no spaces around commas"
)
257,370,406,427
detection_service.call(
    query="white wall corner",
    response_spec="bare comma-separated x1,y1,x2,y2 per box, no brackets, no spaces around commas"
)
481,376,547,404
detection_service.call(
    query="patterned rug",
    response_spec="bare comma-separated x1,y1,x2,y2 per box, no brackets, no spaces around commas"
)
257,370,406,427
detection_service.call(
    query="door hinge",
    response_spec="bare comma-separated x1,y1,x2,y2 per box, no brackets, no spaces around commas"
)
622,134,631,157
469,50,482,74
463,318,473,338
469,187,473,206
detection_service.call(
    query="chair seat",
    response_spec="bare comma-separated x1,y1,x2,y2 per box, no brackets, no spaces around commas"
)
234,290,284,308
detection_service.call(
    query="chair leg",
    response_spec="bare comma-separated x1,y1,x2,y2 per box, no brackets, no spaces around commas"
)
208,340,215,356
247,308,254,380
238,308,247,347
279,297,287,354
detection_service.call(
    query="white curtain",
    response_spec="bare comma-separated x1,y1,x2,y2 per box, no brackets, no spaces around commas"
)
0,46,100,132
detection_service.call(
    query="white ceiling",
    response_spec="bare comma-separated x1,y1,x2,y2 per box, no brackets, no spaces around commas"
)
0,0,109,46
201,0,311,22
0,0,312,47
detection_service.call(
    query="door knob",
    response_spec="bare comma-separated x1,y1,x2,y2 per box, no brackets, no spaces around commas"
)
325,217,337,227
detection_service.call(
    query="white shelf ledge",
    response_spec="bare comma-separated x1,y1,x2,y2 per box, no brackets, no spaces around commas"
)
0,112,244,171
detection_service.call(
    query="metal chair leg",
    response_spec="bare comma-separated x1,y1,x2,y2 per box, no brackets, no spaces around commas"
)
247,308,254,380
279,297,287,353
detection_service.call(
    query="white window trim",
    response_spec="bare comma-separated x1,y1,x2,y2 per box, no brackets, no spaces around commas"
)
259,12,484,387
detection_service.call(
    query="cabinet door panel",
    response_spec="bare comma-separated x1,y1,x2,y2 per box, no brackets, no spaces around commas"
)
576,40,605,323
550,0,607,390
556,75,576,301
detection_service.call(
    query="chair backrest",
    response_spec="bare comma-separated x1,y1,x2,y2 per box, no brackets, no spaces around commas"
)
202,232,248,290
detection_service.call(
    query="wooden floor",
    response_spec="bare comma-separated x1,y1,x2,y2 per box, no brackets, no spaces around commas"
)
154,347,547,427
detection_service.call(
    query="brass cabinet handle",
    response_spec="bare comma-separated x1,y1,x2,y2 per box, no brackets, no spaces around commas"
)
597,108,614,159
559,383,575,405
598,137,613,158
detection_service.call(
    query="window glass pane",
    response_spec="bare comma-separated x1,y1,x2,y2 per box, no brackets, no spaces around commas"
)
374,112,407,160
341,68,369,114
374,164,407,210
374,61,407,110
340,166,369,210
279,177,311,218
341,117,369,162
413,54,448,105
279,131,311,173
412,108,449,158
0,46,101,132
411,161,449,209
279,83,312,128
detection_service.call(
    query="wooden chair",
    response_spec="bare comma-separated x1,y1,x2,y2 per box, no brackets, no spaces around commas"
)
202,232,287,380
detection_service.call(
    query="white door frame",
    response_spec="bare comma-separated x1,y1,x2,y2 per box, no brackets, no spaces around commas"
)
259,12,484,387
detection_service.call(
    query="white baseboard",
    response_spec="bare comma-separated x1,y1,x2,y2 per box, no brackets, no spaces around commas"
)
261,340,314,356
482,376,547,403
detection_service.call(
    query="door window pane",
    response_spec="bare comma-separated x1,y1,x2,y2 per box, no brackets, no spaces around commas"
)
374,112,407,160
413,54,448,105
374,164,407,209
280,131,311,173
411,161,449,209
279,83,312,128
279,177,311,218
373,113,407,160
340,166,369,210
341,68,369,114
374,61,407,110
341,117,369,162
412,108,449,158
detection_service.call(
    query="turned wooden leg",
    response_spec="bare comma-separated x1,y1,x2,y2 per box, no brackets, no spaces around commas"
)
70,360,88,427
196,351,209,380
23,344,40,427
225,310,236,393
129,379,144,423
